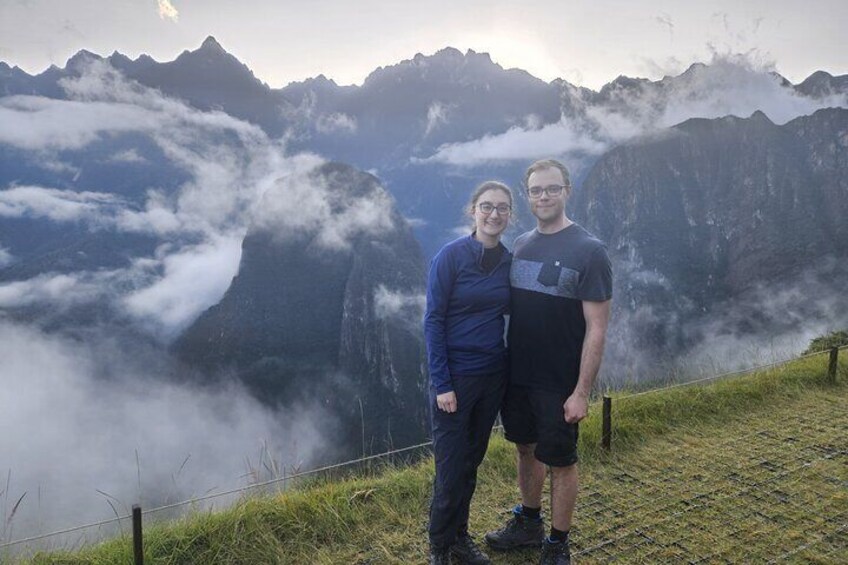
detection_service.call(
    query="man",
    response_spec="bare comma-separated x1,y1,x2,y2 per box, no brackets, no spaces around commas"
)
485,159,612,565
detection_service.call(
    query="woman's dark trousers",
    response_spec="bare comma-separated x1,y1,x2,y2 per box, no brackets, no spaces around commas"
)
429,372,506,549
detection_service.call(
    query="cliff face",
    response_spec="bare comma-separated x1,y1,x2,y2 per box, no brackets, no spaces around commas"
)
174,163,428,455
570,108,848,359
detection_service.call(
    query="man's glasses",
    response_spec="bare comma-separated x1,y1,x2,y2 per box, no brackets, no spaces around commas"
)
477,202,512,215
526,184,568,199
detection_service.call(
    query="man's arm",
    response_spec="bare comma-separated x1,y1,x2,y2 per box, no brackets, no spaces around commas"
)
564,299,611,423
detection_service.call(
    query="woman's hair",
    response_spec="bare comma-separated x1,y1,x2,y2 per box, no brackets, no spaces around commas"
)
467,180,513,214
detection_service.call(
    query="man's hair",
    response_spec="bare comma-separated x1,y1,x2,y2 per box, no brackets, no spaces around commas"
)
523,159,572,192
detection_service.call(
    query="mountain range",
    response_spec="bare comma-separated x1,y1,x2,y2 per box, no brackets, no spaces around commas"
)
1,37,847,453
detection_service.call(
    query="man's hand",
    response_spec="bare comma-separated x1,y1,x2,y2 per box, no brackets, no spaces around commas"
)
563,392,589,423
437,391,457,413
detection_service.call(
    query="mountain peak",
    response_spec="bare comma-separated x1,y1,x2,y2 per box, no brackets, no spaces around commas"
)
749,109,773,123
434,46,463,59
199,36,226,54
307,73,337,86
66,49,102,69
803,70,833,82
682,62,707,74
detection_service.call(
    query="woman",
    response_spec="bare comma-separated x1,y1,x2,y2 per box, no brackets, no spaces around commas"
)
424,181,514,565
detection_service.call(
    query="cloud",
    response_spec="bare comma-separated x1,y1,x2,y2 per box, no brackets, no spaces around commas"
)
374,285,425,320
522,114,543,130
0,246,12,267
421,121,607,166
0,63,409,339
0,185,123,223
406,217,427,228
122,235,243,338
655,13,674,38
0,64,409,542
680,260,848,371
0,185,186,236
252,164,395,251
0,66,264,154
315,112,357,134
424,102,450,136
0,96,150,151
653,54,845,127
157,0,179,22
0,272,110,308
423,52,848,167
601,257,848,387
108,148,147,163
113,190,182,234
0,320,330,543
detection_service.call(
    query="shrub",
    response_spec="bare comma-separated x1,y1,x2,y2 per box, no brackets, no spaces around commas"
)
803,329,848,355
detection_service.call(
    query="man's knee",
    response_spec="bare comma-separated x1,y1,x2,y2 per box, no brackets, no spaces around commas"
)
516,442,537,457
549,462,578,481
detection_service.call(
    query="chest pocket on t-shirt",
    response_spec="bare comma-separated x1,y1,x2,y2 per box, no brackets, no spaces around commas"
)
557,267,580,299
536,262,561,286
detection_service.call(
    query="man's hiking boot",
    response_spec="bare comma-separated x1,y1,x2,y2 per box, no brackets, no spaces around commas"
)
484,505,545,550
539,536,571,565
429,545,452,565
450,533,492,564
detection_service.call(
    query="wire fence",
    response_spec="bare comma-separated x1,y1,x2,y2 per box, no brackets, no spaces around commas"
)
1,343,844,556
0,439,435,551
614,343,847,401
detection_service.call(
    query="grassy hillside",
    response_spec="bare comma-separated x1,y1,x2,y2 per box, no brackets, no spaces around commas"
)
13,352,847,564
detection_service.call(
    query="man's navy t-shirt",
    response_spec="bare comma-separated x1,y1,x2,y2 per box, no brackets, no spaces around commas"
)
508,224,613,393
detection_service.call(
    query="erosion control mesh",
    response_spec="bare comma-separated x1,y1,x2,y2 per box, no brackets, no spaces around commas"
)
572,396,847,563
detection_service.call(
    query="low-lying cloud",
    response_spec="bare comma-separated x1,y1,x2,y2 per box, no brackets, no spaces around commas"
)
315,112,357,134
422,121,608,166
0,61,391,338
0,185,123,223
252,167,396,250
601,258,848,387
0,320,329,545
122,235,244,338
424,102,451,137
0,62,404,546
374,285,425,320
424,53,848,167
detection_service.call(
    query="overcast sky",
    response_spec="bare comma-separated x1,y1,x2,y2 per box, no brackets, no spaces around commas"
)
0,0,845,89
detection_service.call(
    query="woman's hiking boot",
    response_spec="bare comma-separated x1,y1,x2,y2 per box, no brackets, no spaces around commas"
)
450,533,492,564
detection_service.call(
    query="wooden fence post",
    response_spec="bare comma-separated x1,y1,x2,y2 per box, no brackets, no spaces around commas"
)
828,347,839,383
602,396,612,451
132,504,144,565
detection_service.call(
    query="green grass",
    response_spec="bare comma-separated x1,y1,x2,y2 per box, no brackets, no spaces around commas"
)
11,351,847,564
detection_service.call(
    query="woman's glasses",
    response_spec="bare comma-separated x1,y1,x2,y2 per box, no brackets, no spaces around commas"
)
477,202,512,215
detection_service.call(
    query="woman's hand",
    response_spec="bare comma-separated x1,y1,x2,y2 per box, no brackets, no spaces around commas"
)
436,391,457,413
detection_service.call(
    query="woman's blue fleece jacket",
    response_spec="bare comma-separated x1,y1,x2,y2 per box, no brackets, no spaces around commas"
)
424,234,512,394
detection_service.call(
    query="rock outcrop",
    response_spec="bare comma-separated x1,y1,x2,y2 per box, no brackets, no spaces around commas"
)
570,108,848,363
174,163,429,456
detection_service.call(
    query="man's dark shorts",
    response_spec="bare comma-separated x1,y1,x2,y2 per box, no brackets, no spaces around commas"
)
501,384,579,467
